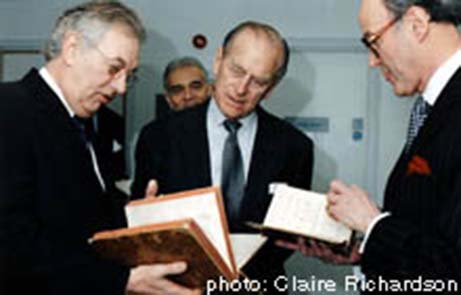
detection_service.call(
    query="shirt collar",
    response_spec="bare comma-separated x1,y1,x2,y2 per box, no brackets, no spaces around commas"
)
423,49,461,106
39,67,75,117
208,97,257,129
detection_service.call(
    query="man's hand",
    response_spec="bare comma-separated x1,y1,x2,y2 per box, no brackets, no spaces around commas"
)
144,179,158,199
276,237,361,265
126,262,202,295
327,180,380,233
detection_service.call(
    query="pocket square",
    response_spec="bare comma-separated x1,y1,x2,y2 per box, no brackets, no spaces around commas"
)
406,155,431,176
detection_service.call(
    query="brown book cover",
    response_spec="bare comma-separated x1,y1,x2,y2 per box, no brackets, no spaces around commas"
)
89,218,235,288
89,187,266,288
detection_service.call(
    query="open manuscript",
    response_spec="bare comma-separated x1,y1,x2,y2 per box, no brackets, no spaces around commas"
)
89,187,266,288
252,184,352,244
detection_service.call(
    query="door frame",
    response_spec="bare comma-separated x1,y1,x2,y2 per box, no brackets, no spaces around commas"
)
286,37,382,200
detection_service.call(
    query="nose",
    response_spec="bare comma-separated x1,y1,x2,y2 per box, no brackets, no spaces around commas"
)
111,74,127,95
236,75,251,95
184,87,193,101
368,52,381,67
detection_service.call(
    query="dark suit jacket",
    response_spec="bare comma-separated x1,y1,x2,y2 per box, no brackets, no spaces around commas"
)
96,105,127,180
132,101,313,292
0,69,129,295
361,68,461,286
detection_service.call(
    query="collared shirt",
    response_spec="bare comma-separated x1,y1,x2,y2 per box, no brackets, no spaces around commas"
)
422,49,461,106
207,98,258,185
360,49,461,254
39,67,74,117
39,67,106,191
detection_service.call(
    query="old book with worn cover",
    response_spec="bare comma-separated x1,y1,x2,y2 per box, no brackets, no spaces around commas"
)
249,184,352,244
89,187,266,288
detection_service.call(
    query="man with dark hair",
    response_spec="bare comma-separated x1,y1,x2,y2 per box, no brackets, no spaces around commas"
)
163,56,211,111
282,0,461,290
132,21,313,293
0,2,199,295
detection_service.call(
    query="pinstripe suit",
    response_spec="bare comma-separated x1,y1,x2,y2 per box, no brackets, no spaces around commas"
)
361,68,461,284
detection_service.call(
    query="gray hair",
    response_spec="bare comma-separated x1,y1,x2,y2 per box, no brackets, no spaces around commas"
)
222,21,290,84
44,1,146,61
383,0,461,24
163,56,209,90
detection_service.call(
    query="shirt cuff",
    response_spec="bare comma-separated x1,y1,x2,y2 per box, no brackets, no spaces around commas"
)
358,212,391,254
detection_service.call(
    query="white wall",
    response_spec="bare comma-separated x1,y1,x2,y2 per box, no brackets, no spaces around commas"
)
123,0,362,129
0,0,81,41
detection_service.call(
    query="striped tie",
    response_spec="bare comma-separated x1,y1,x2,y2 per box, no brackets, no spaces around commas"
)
405,96,431,153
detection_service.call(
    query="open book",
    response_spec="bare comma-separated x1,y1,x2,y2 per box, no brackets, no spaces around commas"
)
89,187,266,288
250,184,352,244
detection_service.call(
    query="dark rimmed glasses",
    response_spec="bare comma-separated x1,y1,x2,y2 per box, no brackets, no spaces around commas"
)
361,17,400,58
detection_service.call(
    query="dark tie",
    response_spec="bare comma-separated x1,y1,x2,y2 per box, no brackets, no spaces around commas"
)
73,116,95,146
221,119,245,225
405,96,431,152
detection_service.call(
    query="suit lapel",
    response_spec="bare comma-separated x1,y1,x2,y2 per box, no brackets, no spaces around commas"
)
22,69,103,194
22,69,82,146
409,69,461,155
385,67,461,209
242,108,279,216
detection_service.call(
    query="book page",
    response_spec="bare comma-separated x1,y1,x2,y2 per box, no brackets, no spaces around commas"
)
314,202,352,243
125,189,233,270
230,234,267,269
263,184,351,244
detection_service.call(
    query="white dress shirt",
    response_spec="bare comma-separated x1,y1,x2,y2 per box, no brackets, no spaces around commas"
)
207,98,258,186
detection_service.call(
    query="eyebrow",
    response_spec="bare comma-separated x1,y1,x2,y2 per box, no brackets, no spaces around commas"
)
114,57,127,67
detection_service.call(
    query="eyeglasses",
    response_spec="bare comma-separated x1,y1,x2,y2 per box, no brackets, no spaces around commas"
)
83,36,138,87
226,60,273,92
361,16,400,58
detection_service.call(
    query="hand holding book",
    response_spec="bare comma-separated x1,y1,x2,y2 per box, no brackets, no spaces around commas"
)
89,187,266,288
250,184,352,244
126,262,202,295
276,237,361,265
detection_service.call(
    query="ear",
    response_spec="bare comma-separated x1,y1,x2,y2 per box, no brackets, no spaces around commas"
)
259,82,277,102
213,47,224,77
60,32,81,66
405,6,431,42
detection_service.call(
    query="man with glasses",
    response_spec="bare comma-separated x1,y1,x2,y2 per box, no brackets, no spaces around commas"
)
162,56,211,112
132,21,313,293
0,2,200,295
280,0,461,290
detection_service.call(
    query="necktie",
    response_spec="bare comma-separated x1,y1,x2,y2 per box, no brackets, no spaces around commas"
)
405,96,431,153
72,116,106,191
221,119,245,225
73,116,95,147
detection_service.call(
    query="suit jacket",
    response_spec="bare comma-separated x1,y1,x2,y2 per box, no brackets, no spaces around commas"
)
361,68,461,286
132,101,313,292
0,69,129,295
96,105,127,180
